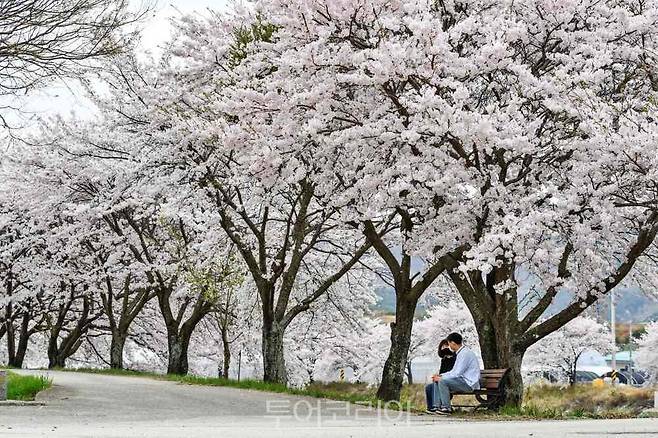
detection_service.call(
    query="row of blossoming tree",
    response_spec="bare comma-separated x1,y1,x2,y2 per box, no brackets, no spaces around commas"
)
3,0,658,406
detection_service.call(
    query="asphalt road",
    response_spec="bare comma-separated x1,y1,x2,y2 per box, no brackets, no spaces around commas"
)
1,370,657,437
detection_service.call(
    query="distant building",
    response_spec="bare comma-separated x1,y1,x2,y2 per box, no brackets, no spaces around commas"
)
604,351,634,370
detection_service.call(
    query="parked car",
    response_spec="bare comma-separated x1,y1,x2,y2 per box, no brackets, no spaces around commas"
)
575,371,599,383
600,370,646,386
627,371,646,385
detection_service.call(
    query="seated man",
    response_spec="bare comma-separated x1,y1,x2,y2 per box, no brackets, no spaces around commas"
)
425,332,481,415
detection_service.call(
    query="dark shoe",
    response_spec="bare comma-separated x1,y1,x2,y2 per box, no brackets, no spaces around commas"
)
435,407,452,415
425,408,439,414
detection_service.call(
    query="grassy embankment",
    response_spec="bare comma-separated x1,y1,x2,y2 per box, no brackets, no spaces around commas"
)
50,367,654,418
2,370,52,401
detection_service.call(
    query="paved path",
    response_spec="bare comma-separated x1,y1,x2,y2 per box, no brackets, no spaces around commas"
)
1,370,657,437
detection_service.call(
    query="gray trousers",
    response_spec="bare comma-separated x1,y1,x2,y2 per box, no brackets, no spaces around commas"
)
425,377,473,409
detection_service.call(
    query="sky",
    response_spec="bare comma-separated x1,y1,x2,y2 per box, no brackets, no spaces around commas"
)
3,0,230,132
140,0,231,56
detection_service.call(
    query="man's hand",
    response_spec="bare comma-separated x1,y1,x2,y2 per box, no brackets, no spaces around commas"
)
432,374,441,383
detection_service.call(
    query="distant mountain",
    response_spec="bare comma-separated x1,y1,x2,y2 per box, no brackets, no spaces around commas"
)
373,287,396,314
372,285,658,322
369,248,658,322
371,286,441,318
592,288,658,323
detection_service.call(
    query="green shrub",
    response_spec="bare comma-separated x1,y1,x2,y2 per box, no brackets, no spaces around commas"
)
6,372,52,401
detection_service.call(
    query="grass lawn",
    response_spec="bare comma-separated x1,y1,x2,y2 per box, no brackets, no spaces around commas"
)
49,367,655,419
507,383,656,419
299,381,655,419
4,371,52,401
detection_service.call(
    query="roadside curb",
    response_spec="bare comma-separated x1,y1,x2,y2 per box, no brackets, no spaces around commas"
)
0,400,46,407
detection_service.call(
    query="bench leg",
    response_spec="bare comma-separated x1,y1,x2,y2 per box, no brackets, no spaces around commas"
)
475,393,503,411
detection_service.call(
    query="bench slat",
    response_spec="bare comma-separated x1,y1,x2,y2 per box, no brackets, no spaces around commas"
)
452,368,510,393
481,376,505,382
481,375,506,380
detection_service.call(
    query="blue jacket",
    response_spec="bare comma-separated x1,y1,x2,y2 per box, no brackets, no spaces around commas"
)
440,346,481,389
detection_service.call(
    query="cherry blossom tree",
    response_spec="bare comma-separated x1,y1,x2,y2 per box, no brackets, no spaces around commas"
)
0,201,48,367
523,316,615,386
1,110,226,374
184,250,251,378
0,159,100,368
284,276,377,385
44,283,103,368
208,0,658,404
312,316,391,384
635,321,658,384
69,21,386,385
1,196,107,369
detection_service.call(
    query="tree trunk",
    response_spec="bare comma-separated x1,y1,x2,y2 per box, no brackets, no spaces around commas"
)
406,360,414,385
48,354,67,369
47,335,68,369
448,264,527,407
8,339,26,368
262,322,287,384
570,363,577,387
491,346,524,407
5,326,16,367
162,309,207,375
110,330,128,369
473,316,498,367
376,295,416,401
46,322,60,369
156,287,211,376
475,317,525,407
167,332,191,375
8,313,31,368
48,354,66,368
4,304,16,366
46,335,77,369
46,315,91,369
220,327,231,379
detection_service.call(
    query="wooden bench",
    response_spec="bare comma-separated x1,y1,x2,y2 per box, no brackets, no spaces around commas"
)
451,368,510,410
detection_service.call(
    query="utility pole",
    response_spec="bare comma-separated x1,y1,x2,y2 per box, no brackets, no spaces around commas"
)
611,290,616,371
628,320,633,372
237,350,242,382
